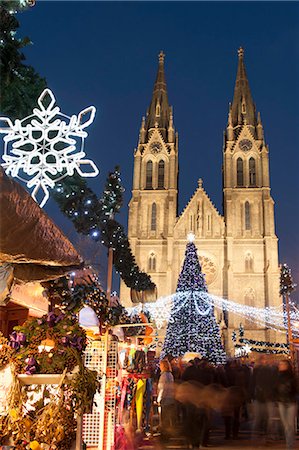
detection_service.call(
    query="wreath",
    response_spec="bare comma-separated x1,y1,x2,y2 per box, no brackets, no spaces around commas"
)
9,311,87,375
0,311,99,449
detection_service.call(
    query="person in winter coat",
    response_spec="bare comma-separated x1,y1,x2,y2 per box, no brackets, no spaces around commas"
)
250,355,278,441
157,359,175,440
276,359,298,449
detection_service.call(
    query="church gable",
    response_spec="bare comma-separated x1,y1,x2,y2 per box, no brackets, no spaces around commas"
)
143,129,170,157
175,179,225,239
231,126,261,156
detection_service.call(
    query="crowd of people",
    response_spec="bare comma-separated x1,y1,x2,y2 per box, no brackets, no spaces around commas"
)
157,355,298,449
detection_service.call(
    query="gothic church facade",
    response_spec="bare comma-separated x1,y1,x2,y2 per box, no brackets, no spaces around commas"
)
120,49,281,345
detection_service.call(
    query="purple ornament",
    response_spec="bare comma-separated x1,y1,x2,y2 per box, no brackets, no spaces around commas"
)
46,312,57,327
16,332,26,344
61,336,69,346
9,331,20,350
25,356,37,375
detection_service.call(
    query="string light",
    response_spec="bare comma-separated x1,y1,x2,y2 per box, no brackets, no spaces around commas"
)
127,290,298,336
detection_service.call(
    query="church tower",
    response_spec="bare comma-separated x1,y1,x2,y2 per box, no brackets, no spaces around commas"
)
223,48,281,342
120,52,179,303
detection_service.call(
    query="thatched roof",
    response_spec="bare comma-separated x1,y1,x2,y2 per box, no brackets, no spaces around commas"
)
0,169,83,283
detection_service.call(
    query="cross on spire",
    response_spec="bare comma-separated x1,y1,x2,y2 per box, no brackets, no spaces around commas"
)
159,50,165,63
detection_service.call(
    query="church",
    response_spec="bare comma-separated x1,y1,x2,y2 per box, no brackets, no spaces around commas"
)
120,48,281,346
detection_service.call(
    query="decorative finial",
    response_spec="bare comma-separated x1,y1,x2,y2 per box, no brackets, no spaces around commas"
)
159,51,165,64
187,232,195,243
238,47,244,58
198,178,203,188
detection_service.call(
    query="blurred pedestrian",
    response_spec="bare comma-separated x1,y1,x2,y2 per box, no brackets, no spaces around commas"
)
157,359,175,441
276,359,298,449
250,355,278,442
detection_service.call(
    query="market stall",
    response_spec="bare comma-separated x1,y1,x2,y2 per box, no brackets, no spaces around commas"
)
0,168,83,334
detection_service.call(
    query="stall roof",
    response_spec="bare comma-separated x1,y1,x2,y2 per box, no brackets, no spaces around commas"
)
0,169,83,282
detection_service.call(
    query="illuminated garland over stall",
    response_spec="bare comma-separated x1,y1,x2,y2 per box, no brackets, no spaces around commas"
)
51,168,155,292
43,271,151,337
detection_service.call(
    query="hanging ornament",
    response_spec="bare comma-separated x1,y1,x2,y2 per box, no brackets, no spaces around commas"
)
0,89,99,207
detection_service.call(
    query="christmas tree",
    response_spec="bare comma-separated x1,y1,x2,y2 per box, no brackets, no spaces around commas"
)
161,234,226,364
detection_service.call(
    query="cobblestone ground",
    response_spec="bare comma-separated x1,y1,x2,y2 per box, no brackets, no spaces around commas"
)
138,431,299,450
137,420,299,450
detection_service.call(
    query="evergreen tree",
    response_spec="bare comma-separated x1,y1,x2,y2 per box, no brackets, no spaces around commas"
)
161,236,226,364
0,0,47,119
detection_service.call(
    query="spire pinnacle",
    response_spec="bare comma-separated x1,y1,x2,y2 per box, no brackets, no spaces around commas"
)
143,51,172,141
231,47,256,128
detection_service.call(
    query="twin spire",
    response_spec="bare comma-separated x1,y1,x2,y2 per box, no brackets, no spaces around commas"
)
229,47,263,137
141,48,263,144
142,51,173,143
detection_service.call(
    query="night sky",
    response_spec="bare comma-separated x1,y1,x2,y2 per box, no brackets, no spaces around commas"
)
15,1,299,297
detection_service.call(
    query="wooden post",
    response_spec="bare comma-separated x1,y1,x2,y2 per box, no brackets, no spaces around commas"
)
285,292,295,366
106,247,113,306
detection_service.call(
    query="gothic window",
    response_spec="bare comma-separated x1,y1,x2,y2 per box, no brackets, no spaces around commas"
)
207,214,211,232
148,252,156,271
237,158,244,186
151,203,157,231
249,158,256,186
245,201,251,230
244,288,255,328
156,104,160,117
158,160,165,189
245,252,254,272
146,161,153,189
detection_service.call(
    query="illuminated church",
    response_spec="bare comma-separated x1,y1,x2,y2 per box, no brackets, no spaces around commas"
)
120,49,281,345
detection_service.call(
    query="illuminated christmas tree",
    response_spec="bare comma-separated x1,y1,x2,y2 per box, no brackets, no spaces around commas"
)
161,234,226,364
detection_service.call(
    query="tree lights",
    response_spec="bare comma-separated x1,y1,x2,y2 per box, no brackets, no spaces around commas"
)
160,239,227,364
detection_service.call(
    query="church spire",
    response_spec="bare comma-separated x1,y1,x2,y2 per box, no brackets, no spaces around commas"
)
145,51,172,141
231,47,256,128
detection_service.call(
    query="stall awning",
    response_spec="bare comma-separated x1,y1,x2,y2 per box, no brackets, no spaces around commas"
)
0,169,83,285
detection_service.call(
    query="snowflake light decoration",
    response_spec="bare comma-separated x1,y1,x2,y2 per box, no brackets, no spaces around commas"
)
0,89,99,207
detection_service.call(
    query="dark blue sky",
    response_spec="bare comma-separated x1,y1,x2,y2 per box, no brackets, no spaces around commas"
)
18,1,299,295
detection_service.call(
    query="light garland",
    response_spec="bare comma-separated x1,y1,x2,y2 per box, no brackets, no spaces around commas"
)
127,291,299,336
0,88,99,207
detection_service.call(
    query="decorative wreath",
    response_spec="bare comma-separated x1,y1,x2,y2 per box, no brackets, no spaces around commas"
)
0,311,99,450
9,311,87,375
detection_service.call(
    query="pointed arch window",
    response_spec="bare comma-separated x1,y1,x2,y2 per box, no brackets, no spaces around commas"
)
245,252,254,272
158,160,165,189
249,158,256,186
237,158,244,186
245,201,251,230
151,203,157,231
156,104,160,117
146,161,153,189
148,252,156,271
244,288,256,328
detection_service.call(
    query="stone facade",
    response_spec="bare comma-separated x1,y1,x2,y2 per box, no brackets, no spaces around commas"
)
120,49,283,351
